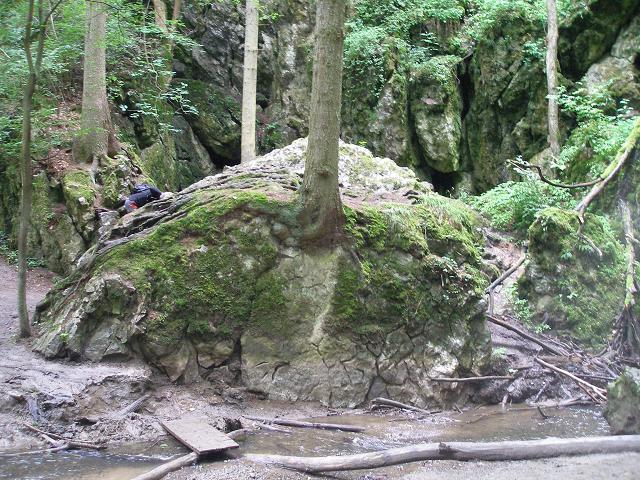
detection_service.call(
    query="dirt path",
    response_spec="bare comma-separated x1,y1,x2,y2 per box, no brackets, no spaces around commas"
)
0,257,155,449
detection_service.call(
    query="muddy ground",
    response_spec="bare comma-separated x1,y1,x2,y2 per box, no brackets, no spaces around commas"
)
0,256,639,479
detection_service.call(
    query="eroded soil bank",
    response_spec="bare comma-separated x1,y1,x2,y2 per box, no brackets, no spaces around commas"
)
1,257,639,479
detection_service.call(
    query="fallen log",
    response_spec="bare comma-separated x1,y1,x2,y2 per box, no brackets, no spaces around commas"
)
243,416,365,433
129,452,198,480
370,397,437,415
534,357,607,401
245,435,640,473
486,315,567,356
429,375,514,383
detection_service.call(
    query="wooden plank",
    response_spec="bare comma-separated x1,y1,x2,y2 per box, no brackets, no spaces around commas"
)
161,417,239,455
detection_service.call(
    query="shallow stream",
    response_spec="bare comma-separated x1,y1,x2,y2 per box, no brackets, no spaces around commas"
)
0,405,610,479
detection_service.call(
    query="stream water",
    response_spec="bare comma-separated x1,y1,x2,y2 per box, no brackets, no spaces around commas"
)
0,405,612,479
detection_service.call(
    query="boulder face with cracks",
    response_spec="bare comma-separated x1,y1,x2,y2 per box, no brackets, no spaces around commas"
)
34,139,491,408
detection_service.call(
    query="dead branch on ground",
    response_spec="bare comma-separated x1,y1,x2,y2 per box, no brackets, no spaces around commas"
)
130,452,198,480
370,397,438,415
486,252,527,316
243,416,365,433
245,435,640,473
534,357,607,402
486,315,568,356
430,375,514,383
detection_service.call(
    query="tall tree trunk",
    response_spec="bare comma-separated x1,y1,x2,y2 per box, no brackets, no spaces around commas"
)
18,0,48,337
546,0,560,158
73,0,115,164
241,0,259,163
299,0,346,243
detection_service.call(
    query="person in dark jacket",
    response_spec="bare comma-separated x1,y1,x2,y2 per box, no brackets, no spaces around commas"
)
124,184,162,213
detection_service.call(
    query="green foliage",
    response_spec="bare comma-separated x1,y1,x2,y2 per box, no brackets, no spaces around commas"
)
468,180,575,235
555,82,637,181
0,230,45,267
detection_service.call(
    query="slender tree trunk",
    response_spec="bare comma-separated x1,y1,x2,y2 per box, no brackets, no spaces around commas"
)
241,0,259,163
299,0,346,242
171,0,182,25
546,0,560,158
73,0,115,164
17,0,38,338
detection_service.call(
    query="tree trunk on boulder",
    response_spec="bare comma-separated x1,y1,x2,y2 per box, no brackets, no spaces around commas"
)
73,0,117,164
241,0,259,163
299,0,346,243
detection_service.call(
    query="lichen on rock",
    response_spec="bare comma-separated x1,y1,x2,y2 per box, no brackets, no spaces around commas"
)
34,140,491,408
605,367,640,434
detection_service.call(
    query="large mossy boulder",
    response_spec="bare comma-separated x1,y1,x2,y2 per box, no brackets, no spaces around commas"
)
34,139,491,408
518,207,626,346
605,368,640,434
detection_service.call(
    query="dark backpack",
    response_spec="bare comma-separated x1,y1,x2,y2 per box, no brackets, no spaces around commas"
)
132,184,151,194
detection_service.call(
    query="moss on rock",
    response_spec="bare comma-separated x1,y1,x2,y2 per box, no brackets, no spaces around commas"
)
35,141,491,406
518,207,626,346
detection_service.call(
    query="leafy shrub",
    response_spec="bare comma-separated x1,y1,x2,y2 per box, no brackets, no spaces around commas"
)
468,180,575,235
555,82,637,181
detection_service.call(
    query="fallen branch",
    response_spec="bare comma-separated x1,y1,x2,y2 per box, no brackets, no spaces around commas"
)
22,422,106,450
575,118,640,221
80,393,151,424
534,357,606,401
486,252,527,316
509,159,603,189
370,397,437,415
130,452,198,480
430,375,514,383
0,444,70,457
486,315,567,356
242,416,364,433
245,435,640,472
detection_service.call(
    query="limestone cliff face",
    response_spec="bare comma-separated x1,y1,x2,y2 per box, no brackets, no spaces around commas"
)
34,140,491,408
174,0,640,192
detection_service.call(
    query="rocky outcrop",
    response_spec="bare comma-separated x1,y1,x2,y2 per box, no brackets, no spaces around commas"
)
34,140,491,408
605,368,640,434
517,207,626,346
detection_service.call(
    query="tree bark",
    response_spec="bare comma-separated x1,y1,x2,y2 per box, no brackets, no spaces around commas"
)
17,0,38,338
73,0,116,164
299,0,346,243
245,435,640,473
546,0,560,157
241,0,259,163
18,0,49,338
